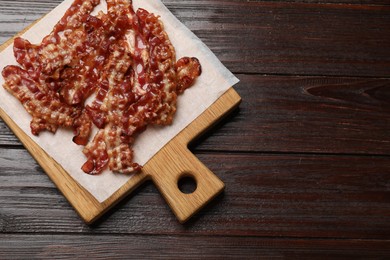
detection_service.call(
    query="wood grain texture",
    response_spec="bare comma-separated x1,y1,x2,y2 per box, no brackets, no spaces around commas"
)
193,75,390,155
2,75,389,155
1,149,389,239
1,235,390,259
0,2,241,224
156,1,390,76
0,83,239,224
1,1,390,76
0,0,389,258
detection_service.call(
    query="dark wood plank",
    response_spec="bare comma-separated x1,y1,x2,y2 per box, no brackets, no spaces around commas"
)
0,1,60,43
193,75,390,155
1,234,389,259
0,121,18,146
1,1,390,76
163,1,390,76
1,149,389,239
262,0,390,4
165,0,390,6
2,75,389,156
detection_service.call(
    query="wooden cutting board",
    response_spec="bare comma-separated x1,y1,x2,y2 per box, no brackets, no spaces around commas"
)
0,18,241,224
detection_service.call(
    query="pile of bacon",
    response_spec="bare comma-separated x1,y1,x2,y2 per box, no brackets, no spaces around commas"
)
1,0,201,174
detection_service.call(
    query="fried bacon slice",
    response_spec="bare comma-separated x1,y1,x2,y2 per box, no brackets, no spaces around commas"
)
176,57,202,95
2,65,81,135
2,0,202,175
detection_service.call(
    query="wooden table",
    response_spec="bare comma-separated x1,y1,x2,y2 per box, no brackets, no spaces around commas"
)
0,0,389,258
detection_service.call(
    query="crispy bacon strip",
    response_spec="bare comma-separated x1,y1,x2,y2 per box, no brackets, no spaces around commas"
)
83,39,137,174
2,66,80,135
176,57,202,94
3,0,102,136
14,0,100,79
134,8,178,126
2,0,202,175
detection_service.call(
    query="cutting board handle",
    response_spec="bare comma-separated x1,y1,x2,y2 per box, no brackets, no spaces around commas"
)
145,142,225,223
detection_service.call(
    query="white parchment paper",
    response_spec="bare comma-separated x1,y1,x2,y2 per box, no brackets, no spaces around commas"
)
0,0,239,202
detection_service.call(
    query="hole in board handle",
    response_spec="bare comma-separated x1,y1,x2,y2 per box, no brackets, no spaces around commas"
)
178,174,197,194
